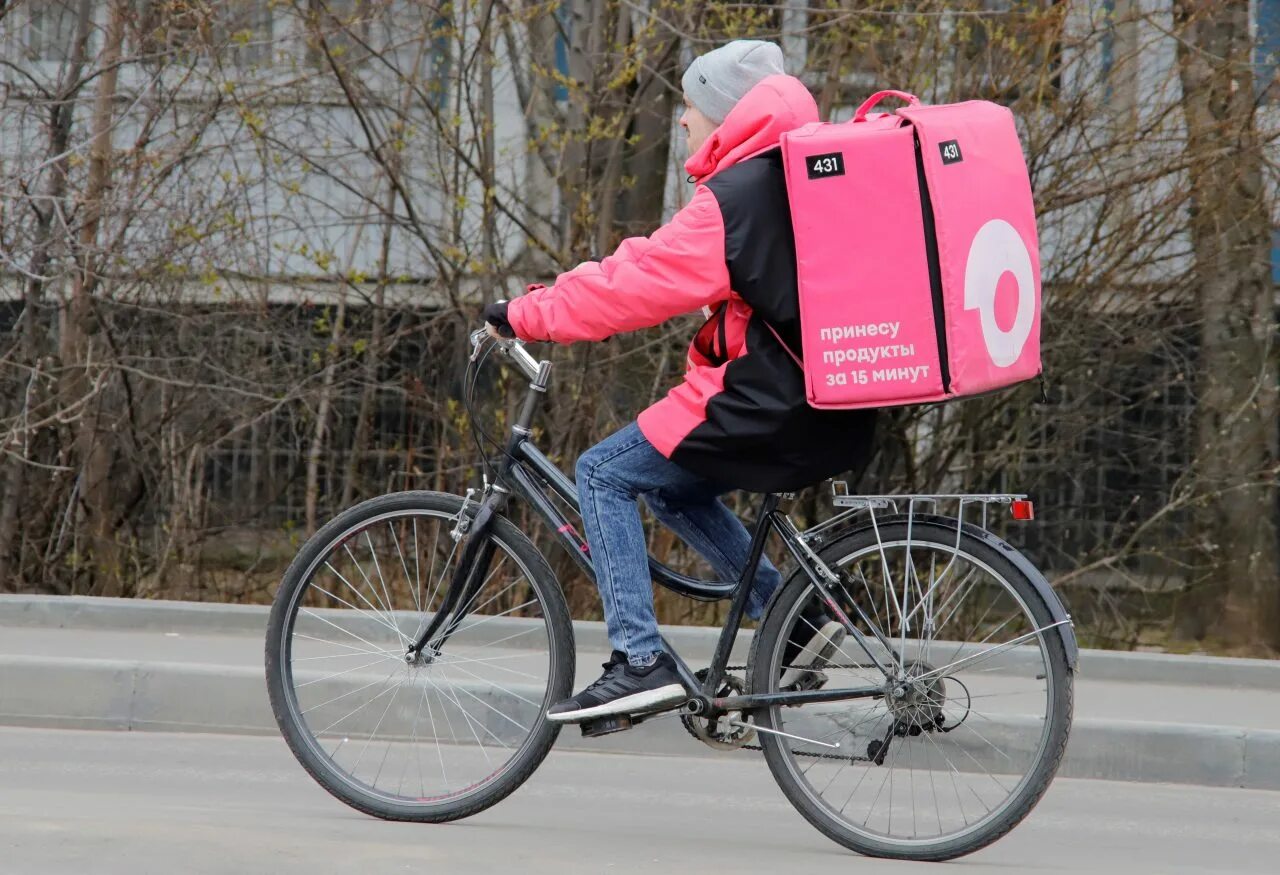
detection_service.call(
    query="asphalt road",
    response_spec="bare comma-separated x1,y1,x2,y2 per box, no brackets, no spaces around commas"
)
1,727,1277,874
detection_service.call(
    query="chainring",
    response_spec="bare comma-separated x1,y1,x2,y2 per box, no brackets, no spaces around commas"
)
681,668,756,751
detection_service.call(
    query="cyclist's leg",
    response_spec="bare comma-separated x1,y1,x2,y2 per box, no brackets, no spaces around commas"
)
574,422,679,667
641,484,783,621
577,421,781,658
643,480,845,687
551,422,695,721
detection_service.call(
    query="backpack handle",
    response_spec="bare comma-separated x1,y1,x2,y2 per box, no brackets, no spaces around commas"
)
853,90,921,122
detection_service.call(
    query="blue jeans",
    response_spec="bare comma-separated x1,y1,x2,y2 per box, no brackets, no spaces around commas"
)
575,421,784,667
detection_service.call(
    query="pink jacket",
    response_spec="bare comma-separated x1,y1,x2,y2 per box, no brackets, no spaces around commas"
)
507,76,822,462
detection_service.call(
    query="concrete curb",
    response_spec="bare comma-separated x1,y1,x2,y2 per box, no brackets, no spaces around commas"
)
5,594,1280,688
2,651,1280,790
6,594,1280,790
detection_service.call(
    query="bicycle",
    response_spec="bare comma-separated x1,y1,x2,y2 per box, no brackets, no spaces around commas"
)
265,328,1077,862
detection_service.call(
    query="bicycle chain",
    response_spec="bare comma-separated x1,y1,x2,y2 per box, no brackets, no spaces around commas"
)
680,665,875,763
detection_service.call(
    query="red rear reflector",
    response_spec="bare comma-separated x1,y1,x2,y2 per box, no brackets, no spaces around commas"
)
1010,500,1035,521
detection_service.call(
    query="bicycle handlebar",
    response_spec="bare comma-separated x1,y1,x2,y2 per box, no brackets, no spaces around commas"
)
469,327,551,385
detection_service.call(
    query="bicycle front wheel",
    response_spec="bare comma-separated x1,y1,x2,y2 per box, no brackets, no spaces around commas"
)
749,518,1073,861
265,490,574,822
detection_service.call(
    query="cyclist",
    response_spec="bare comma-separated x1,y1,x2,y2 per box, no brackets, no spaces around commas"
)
483,40,876,723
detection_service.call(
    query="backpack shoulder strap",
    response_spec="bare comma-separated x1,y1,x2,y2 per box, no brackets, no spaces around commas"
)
763,320,804,370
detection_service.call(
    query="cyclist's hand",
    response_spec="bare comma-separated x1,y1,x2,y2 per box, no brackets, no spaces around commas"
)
483,300,517,339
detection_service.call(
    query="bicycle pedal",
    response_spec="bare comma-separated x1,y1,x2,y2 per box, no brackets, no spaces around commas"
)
579,713,634,738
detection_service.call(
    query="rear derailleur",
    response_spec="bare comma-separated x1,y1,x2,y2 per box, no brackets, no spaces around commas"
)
865,668,970,765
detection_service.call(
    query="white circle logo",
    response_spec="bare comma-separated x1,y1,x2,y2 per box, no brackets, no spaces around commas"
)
963,219,1036,368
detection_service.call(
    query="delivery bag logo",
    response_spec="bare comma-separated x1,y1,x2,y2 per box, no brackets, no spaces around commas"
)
963,219,1035,367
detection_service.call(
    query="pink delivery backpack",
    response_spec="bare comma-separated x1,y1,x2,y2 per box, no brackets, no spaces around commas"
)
778,89,1042,409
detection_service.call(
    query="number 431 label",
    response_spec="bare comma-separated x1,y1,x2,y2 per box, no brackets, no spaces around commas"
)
939,139,963,164
805,151,845,180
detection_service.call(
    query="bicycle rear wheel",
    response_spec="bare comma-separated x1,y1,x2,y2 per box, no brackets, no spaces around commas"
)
749,518,1073,861
265,490,574,822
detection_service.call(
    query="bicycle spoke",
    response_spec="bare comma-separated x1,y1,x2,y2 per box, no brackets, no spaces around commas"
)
441,660,544,710
299,612,397,662
397,680,430,796
304,667,400,718
291,632,401,660
433,667,514,750
353,676,407,775
422,684,448,792
295,655,400,689
434,652,543,681
928,566,982,642
307,578,407,643
319,560,403,634
465,624,545,649
364,531,403,640
314,669,402,732
796,610,872,679
389,521,418,614
451,598,539,636
920,727,973,827
440,666,531,735
344,541,407,647
424,535,459,617
413,518,423,614
420,671,497,764
914,621,1068,682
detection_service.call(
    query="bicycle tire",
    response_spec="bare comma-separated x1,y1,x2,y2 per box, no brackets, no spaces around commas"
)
265,490,575,822
749,519,1073,861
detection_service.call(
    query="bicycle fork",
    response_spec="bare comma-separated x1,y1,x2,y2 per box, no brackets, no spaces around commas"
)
405,487,508,664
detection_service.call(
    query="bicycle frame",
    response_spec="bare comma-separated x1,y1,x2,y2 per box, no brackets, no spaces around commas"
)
408,333,891,715
511,447,895,709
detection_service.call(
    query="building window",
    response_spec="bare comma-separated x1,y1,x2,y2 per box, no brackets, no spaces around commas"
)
306,0,372,68
1256,0,1280,100
958,0,1064,105
1098,0,1141,115
554,3,569,103
1257,2,1280,282
22,1,81,63
427,13,451,109
131,1,273,69
133,0,213,64
218,0,275,69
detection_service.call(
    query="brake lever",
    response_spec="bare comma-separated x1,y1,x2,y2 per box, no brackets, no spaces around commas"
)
469,327,489,362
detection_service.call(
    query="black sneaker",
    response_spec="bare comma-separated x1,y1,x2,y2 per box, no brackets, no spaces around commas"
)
779,605,846,689
546,651,687,723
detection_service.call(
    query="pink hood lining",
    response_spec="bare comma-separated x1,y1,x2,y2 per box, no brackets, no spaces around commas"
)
684,74,820,182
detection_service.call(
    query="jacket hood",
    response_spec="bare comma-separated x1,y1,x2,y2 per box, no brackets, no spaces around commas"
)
684,74,819,181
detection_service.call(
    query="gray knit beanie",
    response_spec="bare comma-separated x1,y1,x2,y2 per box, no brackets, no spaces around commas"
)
681,40,786,124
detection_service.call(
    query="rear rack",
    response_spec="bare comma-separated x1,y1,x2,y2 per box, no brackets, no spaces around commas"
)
801,482,1030,546
830,481,1025,509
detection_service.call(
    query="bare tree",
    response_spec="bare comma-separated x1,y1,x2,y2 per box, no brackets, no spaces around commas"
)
1172,0,1280,647
0,0,1275,654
